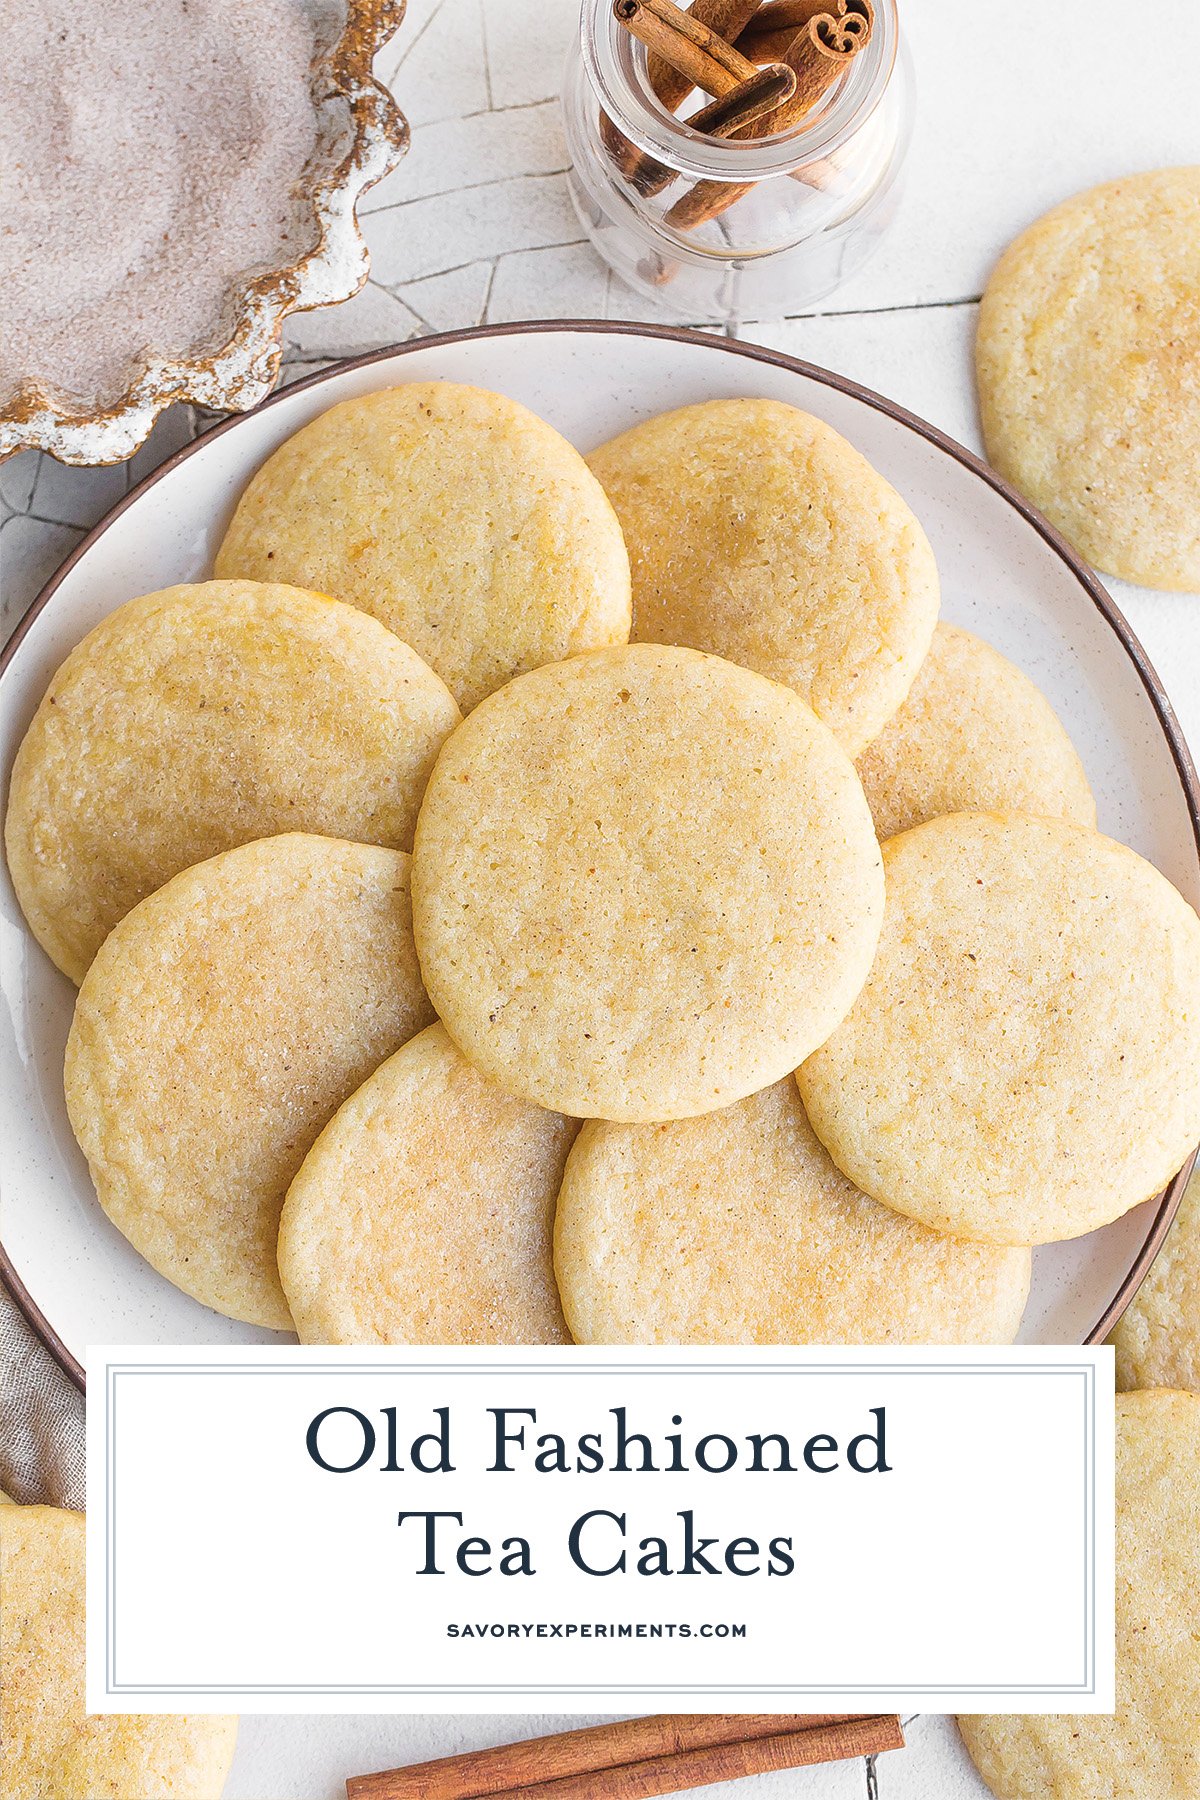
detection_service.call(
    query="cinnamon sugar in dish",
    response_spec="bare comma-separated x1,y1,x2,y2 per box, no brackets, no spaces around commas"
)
0,0,322,409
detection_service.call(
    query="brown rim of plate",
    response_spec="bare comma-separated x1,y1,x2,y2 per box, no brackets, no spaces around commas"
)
3,318,1198,1392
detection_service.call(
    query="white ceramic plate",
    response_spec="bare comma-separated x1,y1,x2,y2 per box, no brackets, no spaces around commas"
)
3,321,1197,1387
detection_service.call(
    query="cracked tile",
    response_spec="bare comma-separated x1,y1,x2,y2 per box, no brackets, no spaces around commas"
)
0,452,39,515
486,241,616,323
279,353,339,387
375,0,448,92
392,260,497,332
388,0,487,131
601,269,715,329
28,453,129,531
367,100,565,207
368,172,579,284
0,514,84,636
284,281,423,356
126,405,206,490
480,0,577,109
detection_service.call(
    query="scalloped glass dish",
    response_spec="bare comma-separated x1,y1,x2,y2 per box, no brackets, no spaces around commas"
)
0,0,408,467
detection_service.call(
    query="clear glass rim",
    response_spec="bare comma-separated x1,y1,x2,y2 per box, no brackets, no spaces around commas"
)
580,0,899,182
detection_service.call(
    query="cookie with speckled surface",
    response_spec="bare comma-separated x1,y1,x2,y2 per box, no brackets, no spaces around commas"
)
977,169,1200,589
5,580,459,984
0,1505,236,1800
412,644,884,1122
587,398,939,757
65,834,433,1329
798,812,1200,1246
555,1079,1031,1345
215,382,632,712
855,622,1095,840
279,1023,573,1345
959,1389,1200,1799
1112,1165,1200,1394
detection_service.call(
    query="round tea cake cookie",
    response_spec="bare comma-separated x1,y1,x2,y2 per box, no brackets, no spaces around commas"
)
412,644,884,1122
977,168,1200,589
555,1079,1031,1344
1112,1166,1200,1394
855,622,1095,841
960,1389,1200,1800
65,834,434,1329
797,812,1200,1246
215,381,631,712
0,1504,236,1800
279,1023,573,1345
5,580,460,984
586,398,939,756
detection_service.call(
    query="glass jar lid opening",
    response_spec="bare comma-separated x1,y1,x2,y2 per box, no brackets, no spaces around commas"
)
583,0,899,183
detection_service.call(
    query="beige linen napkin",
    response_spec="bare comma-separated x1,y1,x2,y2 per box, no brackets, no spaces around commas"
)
0,1283,85,1508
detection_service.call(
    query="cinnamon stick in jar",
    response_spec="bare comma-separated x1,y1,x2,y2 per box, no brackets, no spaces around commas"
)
606,0,764,188
677,59,798,135
737,0,871,62
614,0,761,99
628,61,799,197
662,1,871,232
647,0,766,110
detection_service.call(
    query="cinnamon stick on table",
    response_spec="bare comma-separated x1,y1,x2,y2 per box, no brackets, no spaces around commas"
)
346,1713,904,1800
662,0,872,232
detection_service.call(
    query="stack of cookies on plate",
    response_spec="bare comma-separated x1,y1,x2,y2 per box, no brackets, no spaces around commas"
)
7,380,1200,1353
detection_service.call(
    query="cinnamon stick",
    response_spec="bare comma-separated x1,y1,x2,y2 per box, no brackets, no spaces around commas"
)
737,0,870,63
626,61,798,198
662,2,871,232
614,0,761,99
680,59,798,133
606,0,765,188
346,1714,903,1800
647,0,766,112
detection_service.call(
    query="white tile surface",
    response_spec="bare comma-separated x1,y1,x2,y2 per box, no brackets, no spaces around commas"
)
386,0,489,128
375,98,566,205
0,515,84,638
3,4,1195,1793
394,258,498,331
876,1714,990,1799
480,0,579,109
283,277,423,356
367,170,582,283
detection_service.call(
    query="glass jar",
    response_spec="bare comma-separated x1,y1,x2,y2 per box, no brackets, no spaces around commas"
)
562,0,912,325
